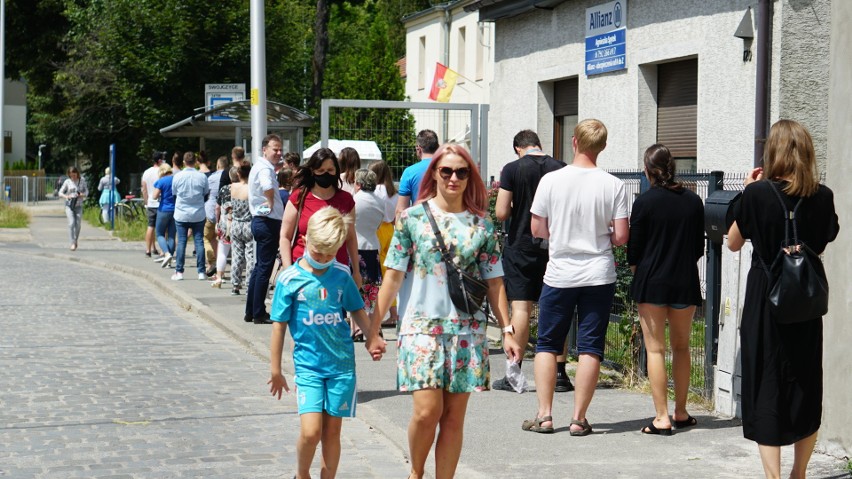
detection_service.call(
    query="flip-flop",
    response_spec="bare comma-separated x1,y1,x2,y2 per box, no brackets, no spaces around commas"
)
641,421,672,436
673,415,697,429
521,415,554,434
569,418,593,436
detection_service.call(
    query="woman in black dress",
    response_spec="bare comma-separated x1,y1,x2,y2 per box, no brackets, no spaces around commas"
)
628,144,704,435
727,120,839,479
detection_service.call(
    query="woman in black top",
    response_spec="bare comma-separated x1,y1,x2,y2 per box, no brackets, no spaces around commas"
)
628,144,704,435
727,120,838,479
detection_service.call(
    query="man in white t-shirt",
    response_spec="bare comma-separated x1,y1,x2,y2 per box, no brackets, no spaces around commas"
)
141,151,164,258
522,119,629,437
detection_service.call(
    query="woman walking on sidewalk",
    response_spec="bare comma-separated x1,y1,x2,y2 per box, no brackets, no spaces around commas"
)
58,166,88,251
628,144,704,436
152,163,176,267
368,144,521,479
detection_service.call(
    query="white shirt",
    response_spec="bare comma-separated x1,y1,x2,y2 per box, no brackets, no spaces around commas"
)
248,157,284,219
354,190,386,250
374,184,398,223
141,166,161,208
530,165,629,288
205,171,222,222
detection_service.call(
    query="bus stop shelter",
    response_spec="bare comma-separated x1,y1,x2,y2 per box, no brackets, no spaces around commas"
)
159,100,314,155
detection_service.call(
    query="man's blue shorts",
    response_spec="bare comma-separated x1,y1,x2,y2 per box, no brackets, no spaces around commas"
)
536,283,616,360
294,372,357,417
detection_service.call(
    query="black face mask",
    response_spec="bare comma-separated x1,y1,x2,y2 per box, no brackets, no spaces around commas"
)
314,172,337,189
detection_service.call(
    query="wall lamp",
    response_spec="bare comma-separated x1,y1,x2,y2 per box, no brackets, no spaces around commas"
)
734,7,755,62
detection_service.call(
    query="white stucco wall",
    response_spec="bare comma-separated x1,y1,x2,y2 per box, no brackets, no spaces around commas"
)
404,2,494,145
488,0,779,180
3,79,27,165
821,0,852,460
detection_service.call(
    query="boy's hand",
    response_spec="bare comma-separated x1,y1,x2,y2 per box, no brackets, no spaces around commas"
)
365,334,387,361
268,373,290,399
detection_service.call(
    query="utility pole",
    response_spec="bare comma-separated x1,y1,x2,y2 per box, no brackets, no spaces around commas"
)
1,0,6,193
250,0,268,162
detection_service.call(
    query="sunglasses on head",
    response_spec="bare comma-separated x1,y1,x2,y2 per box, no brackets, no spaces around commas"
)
437,166,471,180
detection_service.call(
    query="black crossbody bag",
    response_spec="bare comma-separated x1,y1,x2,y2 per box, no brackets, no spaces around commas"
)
757,182,829,324
422,201,489,314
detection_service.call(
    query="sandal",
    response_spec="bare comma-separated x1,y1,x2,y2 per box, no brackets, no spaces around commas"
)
673,415,697,429
521,415,554,434
569,418,593,436
641,421,672,436
351,330,365,342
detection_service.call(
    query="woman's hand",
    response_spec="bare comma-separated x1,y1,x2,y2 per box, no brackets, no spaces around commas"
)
365,334,387,361
745,167,763,186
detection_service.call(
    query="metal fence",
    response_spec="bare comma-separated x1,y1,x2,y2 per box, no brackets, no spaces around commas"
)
3,175,66,204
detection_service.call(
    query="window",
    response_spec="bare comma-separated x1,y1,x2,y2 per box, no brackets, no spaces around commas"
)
553,78,579,162
475,25,486,81
457,27,466,84
657,58,698,169
418,36,426,90
3,131,11,155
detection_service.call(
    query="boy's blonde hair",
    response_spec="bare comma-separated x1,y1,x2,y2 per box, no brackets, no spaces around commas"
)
305,207,350,255
574,119,608,154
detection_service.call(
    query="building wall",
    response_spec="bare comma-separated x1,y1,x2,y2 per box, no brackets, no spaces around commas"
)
822,0,852,459
486,0,831,181
3,79,27,165
404,3,493,146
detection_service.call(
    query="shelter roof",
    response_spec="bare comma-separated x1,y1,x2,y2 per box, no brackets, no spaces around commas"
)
159,100,314,139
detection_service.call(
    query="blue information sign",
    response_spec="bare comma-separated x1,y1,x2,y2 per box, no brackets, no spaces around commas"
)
584,1,627,76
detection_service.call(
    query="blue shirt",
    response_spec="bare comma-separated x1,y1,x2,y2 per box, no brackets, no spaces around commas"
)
398,157,432,203
172,167,209,223
271,261,364,377
153,176,176,212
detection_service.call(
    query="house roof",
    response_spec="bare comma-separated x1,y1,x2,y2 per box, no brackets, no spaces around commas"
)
464,0,569,21
159,100,314,139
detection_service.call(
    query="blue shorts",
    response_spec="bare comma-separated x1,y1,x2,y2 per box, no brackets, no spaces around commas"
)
650,303,691,310
294,372,357,417
536,283,616,360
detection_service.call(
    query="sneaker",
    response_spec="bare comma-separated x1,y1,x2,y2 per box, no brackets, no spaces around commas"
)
231,287,240,296
154,255,166,263
160,253,173,269
491,377,515,392
555,373,574,392
198,273,207,281
170,272,184,281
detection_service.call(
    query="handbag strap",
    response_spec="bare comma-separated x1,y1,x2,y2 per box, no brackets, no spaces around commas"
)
422,201,457,267
290,192,306,249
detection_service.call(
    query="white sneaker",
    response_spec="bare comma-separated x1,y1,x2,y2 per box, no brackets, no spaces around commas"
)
154,255,166,263
198,273,206,281
171,272,184,281
160,253,173,269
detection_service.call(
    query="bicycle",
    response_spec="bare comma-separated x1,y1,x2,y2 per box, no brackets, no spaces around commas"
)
98,195,144,224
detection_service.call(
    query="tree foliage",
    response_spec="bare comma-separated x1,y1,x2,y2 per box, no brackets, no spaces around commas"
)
5,0,428,176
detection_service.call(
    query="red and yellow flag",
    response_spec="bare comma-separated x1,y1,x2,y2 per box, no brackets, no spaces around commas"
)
428,63,459,103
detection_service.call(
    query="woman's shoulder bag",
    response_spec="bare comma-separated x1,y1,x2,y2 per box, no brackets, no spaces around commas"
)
422,201,489,314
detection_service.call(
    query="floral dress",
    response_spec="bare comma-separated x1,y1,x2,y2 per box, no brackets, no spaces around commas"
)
229,193,255,288
384,202,503,392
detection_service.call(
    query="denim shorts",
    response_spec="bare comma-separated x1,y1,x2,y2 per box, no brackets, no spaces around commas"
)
294,372,357,417
536,283,616,360
397,333,490,393
650,303,692,310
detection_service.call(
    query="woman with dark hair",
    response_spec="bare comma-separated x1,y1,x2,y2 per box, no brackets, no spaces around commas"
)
279,147,361,288
627,144,704,435
337,146,361,195
368,143,522,479
369,160,400,327
58,166,88,251
171,151,184,172
228,162,255,296
727,120,838,478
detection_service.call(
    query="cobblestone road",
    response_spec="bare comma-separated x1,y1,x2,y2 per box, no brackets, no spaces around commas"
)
0,250,409,478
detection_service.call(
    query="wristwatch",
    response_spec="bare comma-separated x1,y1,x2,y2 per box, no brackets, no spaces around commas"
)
502,325,515,335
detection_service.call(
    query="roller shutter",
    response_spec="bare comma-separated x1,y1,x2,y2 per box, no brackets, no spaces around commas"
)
657,59,697,159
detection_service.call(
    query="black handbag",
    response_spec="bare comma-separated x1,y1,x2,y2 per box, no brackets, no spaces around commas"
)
758,182,829,324
422,202,489,314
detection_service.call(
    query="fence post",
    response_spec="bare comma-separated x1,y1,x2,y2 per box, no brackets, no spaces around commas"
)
23,176,29,206
704,170,724,398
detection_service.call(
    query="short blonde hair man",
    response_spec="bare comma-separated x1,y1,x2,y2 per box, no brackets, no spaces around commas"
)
574,119,608,154
304,206,350,255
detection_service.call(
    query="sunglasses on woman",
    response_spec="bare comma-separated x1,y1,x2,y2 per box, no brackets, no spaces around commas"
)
437,167,471,181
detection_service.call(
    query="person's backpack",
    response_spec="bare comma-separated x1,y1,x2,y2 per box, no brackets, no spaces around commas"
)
757,182,829,324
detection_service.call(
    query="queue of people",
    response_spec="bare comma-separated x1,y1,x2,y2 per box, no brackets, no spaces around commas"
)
103,119,832,479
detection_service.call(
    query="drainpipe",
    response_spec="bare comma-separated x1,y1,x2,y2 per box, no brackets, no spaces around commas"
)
754,0,773,168
441,5,452,143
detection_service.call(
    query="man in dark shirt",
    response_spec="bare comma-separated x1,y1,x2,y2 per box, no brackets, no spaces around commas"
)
492,130,572,392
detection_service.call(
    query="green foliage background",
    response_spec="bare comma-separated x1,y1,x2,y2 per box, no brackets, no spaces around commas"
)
5,0,428,178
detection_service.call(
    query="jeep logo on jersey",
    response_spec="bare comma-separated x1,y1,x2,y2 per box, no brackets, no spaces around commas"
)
302,310,344,326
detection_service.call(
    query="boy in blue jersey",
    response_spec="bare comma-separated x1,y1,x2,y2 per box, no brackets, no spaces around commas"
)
268,206,385,479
